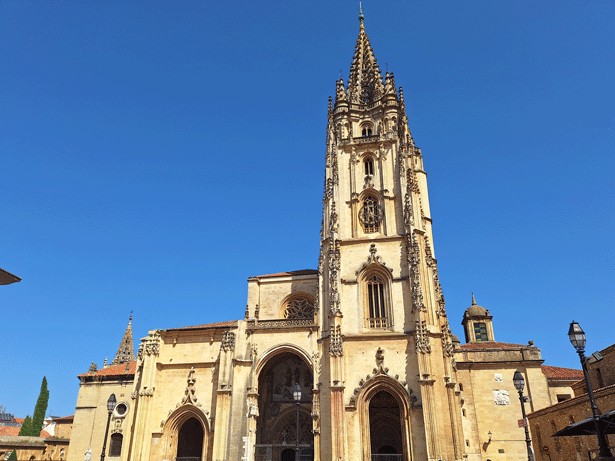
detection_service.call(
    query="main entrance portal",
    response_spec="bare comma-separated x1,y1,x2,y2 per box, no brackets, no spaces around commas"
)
255,352,314,461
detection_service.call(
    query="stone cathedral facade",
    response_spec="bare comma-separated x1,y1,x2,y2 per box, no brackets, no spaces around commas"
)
67,16,581,461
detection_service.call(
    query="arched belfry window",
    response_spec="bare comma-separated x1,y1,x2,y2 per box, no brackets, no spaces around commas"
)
362,126,373,137
364,157,374,176
363,270,391,329
359,195,383,234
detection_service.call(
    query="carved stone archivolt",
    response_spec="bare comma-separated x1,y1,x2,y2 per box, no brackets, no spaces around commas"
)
346,355,419,410
355,243,393,276
159,367,211,429
221,331,235,352
329,325,343,357
415,320,431,354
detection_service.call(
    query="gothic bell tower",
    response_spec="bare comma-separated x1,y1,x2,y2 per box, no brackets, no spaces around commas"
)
317,11,465,461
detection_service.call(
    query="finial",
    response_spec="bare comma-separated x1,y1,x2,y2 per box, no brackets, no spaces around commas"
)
471,292,477,305
358,2,364,23
129,312,133,324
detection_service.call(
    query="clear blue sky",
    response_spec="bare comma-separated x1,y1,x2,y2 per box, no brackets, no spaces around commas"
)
1,1,614,419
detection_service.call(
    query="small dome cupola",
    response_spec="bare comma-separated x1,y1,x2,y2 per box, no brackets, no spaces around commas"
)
461,293,495,343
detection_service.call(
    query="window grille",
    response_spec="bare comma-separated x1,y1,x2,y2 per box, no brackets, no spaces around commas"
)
366,274,388,328
359,195,383,233
474,322,488,342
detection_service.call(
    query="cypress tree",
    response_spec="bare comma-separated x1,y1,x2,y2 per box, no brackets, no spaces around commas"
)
30,377,49,436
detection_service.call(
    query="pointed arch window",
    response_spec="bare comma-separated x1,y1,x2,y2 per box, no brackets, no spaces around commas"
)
359,195,383,233
362,270,391,329
364,157,374,176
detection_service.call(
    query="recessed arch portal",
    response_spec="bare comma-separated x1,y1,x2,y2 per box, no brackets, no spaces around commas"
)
255,351,314,461
358,377,413,461
177,417,204,460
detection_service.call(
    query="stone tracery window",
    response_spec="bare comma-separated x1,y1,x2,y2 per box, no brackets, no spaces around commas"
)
360,195,383,233
283,296,315,319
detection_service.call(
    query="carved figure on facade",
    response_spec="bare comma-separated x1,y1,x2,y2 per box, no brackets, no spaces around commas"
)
312,352,321,384
247,398,259,418
221,331,236,352
355,243,393,275
329,324,343,357
415,320,431,354
182,367,198,405
375,347,388,375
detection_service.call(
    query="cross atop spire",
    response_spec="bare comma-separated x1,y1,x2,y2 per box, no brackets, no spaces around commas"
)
358,2,364,24
346,13,384,105
111,314,135,366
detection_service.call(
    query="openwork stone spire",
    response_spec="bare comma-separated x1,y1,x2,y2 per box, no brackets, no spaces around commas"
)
346,16,384,104
111,315,135,365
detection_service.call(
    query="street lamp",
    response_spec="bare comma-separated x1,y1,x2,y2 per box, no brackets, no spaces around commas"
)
293,383,302,461
100,393,116,461
513,370,533,461
568,321,612,458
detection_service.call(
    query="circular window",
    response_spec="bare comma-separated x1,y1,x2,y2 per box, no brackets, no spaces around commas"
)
115,403,127,417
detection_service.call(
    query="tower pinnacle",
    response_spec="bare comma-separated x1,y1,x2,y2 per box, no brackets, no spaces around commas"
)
111,315,135,365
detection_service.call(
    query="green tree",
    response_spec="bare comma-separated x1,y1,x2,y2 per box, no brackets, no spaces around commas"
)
30,376,49,436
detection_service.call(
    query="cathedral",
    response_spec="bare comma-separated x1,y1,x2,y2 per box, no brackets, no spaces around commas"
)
67,13,582,461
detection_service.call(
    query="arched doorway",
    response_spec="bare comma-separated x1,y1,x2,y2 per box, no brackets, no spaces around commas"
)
177,417,204,460
369,390,403,459
255,352,314,461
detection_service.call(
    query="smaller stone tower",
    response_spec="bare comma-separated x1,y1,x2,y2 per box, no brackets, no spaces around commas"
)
461,294,495,343
111,315,135,365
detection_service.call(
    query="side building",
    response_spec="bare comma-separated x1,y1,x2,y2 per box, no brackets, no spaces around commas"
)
528,343,615,461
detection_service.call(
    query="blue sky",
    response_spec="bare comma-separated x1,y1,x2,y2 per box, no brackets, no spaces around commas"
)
1,1,614,419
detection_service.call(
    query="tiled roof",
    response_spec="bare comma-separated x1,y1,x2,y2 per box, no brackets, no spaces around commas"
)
52,415,74,422
0,426,51,437
541,365,583,380
78,361,136,378
253,269,318,279
167,320,238,331
458,341,529,350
